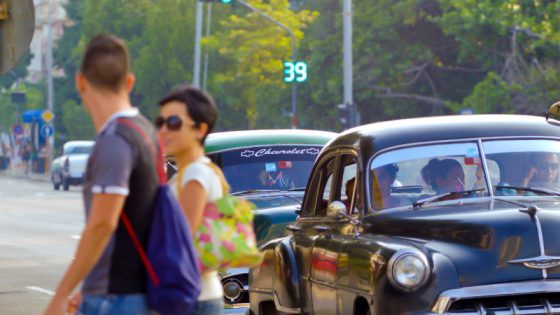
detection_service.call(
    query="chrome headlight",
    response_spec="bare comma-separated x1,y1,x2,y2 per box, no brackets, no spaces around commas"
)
223,279,244,303
387,249,430,291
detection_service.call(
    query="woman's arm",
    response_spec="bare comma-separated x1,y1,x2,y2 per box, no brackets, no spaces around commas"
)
179,181,207,236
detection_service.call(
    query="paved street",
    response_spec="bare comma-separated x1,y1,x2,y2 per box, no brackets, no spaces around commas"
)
0,173,248,314
0,173,83,315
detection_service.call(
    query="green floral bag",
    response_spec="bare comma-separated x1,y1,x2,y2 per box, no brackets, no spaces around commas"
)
177,162,263,272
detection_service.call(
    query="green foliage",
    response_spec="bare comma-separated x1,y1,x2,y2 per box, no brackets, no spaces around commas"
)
62,99,95,140
207,0,318,128
24,0,560,137
450,72,516,114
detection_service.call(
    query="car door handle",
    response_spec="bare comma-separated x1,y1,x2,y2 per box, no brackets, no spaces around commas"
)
287,224,302,232
313,225,332,234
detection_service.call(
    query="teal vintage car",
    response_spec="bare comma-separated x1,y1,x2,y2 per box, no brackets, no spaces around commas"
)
175,129,336,306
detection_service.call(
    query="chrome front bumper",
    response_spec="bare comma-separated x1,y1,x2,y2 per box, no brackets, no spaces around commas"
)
432,280,560,314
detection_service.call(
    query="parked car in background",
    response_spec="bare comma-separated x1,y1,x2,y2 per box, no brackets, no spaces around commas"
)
169,129,336,307
249,108,560,315
51,141,94,191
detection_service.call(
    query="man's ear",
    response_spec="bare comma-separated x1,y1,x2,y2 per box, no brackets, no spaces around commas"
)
75,73,87,94
126,73,136,93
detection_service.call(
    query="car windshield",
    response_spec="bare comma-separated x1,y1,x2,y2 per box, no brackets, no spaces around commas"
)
368,139,560,210
483,139,560,196
208,145,321,193
65,145,92,155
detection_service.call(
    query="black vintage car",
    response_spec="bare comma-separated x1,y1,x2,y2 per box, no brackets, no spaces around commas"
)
249,109,560,315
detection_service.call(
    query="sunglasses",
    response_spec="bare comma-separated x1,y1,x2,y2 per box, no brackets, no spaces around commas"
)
154,115,195,131
537,161,559,171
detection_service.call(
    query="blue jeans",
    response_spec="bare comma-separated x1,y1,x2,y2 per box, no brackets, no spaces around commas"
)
189,298,224,315
77,294,150,315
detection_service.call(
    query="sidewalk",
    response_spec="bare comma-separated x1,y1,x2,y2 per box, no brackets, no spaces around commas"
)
0,166,50,182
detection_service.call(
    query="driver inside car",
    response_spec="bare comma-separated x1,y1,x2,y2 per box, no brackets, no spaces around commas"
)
521,152,559,189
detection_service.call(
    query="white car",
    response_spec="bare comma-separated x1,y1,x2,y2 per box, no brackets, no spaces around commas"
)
51,141,94,191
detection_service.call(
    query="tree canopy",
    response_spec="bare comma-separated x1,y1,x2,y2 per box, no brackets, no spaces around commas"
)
3,0,560,142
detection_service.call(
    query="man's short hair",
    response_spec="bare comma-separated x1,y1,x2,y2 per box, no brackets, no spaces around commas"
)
80,34,130,92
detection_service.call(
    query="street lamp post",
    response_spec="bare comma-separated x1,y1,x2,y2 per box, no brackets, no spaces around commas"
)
343,0,354,127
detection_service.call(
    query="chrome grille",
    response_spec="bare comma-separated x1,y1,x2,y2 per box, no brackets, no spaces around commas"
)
447,293,560,314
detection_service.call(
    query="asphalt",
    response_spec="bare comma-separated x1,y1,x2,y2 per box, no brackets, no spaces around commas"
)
0,167,50,182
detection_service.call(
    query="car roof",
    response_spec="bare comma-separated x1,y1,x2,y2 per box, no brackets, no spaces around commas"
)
63,140,95,148
328,114,560,155
204,129,337,153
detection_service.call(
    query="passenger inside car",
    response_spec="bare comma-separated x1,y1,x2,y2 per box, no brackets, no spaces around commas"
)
421,158,465,195
371,163,406,209
521,152,559,189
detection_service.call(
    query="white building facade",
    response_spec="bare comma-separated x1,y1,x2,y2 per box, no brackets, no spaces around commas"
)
27,0,69,83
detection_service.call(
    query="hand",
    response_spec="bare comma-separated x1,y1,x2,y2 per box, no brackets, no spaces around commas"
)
67,292,81,314
522,166,538,186
43,294,68,315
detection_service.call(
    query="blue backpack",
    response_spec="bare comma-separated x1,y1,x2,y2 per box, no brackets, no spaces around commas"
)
118,118,201,315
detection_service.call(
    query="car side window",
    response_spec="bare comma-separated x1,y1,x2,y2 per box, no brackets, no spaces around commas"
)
303,154,338,217
337,155,358,214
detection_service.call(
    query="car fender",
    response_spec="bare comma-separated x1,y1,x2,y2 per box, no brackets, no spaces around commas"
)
272,237,303,311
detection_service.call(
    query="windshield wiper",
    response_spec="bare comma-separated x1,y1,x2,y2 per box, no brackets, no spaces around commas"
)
413,188,485,209
494,185,560,197
230,189,281,196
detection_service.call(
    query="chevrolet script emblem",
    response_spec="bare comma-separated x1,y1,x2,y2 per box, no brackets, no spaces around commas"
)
509,255,560,270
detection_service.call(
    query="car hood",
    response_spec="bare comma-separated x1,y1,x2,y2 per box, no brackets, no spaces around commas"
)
364,199,560,286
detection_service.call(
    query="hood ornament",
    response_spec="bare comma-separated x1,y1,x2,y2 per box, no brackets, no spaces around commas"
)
509,255,560,270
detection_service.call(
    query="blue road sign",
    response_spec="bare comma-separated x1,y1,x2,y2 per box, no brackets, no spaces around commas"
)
41,124,54,138
13,124,23,135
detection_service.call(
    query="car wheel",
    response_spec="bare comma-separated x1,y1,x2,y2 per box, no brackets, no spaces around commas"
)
63,177,70,191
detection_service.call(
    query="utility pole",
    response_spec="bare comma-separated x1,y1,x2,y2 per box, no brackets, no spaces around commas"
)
202,3,212,91
193,0,204,87
343,0,354,126
236,0,298,128
46,0,54,167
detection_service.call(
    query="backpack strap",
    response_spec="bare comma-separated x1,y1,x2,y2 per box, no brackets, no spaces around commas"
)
115,117,163,287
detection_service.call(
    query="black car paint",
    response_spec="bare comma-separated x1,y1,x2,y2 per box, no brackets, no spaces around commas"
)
248,115,560,315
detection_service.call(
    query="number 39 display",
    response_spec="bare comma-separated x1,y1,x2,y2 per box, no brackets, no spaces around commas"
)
283,61,308,83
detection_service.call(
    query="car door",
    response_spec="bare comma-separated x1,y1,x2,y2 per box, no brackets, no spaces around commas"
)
309,151,359,315
287,151,339,314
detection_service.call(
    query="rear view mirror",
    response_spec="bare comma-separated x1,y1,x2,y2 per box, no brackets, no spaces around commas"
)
327,201,347,218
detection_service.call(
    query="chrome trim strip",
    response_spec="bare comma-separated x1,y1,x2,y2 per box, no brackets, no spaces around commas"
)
510,207,550,279
273,292,302,314
248,288,274,295
431,280,560,314
206,143,325,155
309,278,336,288
477,138,494,198
535,214,548,279
509,300,520,315
336,284,374,297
